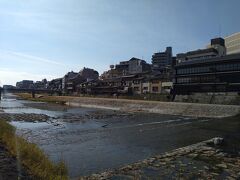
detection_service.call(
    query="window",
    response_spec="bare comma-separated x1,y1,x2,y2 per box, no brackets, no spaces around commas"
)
133,87,139,91
152,86,159,92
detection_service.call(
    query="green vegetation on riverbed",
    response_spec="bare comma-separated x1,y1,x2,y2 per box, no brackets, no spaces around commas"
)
0,119,68,180
16,92,170,103
16,93,66,104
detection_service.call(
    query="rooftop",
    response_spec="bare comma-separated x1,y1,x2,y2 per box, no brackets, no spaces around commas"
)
175,53,240,67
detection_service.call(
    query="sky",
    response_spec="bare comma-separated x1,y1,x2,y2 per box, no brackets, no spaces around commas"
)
0,0,240,85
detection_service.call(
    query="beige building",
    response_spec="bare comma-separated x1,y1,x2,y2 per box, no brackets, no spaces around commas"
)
225,32,240,55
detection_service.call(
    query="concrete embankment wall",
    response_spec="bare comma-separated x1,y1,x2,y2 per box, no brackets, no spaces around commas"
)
175,92,240,105
64,97,240,118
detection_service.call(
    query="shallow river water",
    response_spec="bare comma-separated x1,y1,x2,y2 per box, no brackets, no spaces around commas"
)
0,94,232,179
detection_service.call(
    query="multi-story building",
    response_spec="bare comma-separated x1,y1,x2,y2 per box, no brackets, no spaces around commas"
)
16,80,34,89
100,69,123,80
3,85,16,89
178,38,226,63
174,37,240,94
101,57,151,80
63,68,99,94
47,78,62,91
152,47,173,72
128,57,151,74
225,32,240,55
174,53,240,94
115,61,129,75
79,67,99,81
62,71,78,94
34,79,48,90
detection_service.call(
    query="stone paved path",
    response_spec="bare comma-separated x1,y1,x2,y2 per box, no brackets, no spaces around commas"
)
84,138,240,180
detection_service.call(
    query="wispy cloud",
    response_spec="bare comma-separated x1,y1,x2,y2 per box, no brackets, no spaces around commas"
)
0,68,57,86
0,49,68,67
0,50,70,85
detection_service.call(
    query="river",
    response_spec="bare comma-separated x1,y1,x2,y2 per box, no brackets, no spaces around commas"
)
0,93,234,179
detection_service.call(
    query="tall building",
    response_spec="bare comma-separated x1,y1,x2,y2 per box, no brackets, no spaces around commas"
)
225,32,240,55
152,47,173,72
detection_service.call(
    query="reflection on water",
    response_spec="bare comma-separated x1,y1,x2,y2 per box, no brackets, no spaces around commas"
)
10,121,50,129
1,94,222,178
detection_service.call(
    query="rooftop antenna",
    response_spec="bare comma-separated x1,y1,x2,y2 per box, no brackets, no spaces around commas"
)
219,24,222,37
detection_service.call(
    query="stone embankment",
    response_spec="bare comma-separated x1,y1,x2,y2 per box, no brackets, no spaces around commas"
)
84,138,240,180
63,97,240,118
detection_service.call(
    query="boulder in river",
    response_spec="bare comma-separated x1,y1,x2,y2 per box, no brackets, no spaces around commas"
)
213,137,224,146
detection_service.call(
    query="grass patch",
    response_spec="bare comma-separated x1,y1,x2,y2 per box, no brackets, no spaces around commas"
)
16,92,170,103
15,93,66,105
0,119,68,180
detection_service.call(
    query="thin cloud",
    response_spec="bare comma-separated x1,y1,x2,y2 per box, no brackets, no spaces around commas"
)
0,68,57,86
0,49,68,67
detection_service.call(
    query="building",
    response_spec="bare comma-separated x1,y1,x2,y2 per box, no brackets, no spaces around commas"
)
47,78,62,91
101,57,151,80
178,38,226,63
3,85,16,89
225,32,240,55
63,68,99,94
128,57,151,74
100,69,123,80
174,53,240,94
115,61,129,75
16,80,34,89
79,67,99,81
34,79,48,90
62,71,78,94
152,47,173,72
115,57,151,75
100,61,129,80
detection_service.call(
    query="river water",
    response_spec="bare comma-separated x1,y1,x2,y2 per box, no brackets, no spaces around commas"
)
0,93,233,179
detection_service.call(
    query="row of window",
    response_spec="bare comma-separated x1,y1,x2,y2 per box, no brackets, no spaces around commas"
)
177,76,215,84
177,63,240,75
133,86,159,92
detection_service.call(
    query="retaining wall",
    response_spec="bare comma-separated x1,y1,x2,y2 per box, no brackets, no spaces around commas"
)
64,97,240,118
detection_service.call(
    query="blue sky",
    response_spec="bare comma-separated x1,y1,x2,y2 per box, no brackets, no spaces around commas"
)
0,0,240,85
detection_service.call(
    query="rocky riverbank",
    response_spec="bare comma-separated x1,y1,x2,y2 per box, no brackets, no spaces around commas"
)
84,138,240,179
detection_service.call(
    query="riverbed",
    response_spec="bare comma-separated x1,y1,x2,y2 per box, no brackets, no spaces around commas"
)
0,93,239,179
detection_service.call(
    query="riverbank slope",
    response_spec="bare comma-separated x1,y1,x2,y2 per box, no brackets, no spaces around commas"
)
0,119,68,180
16,93,240,118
